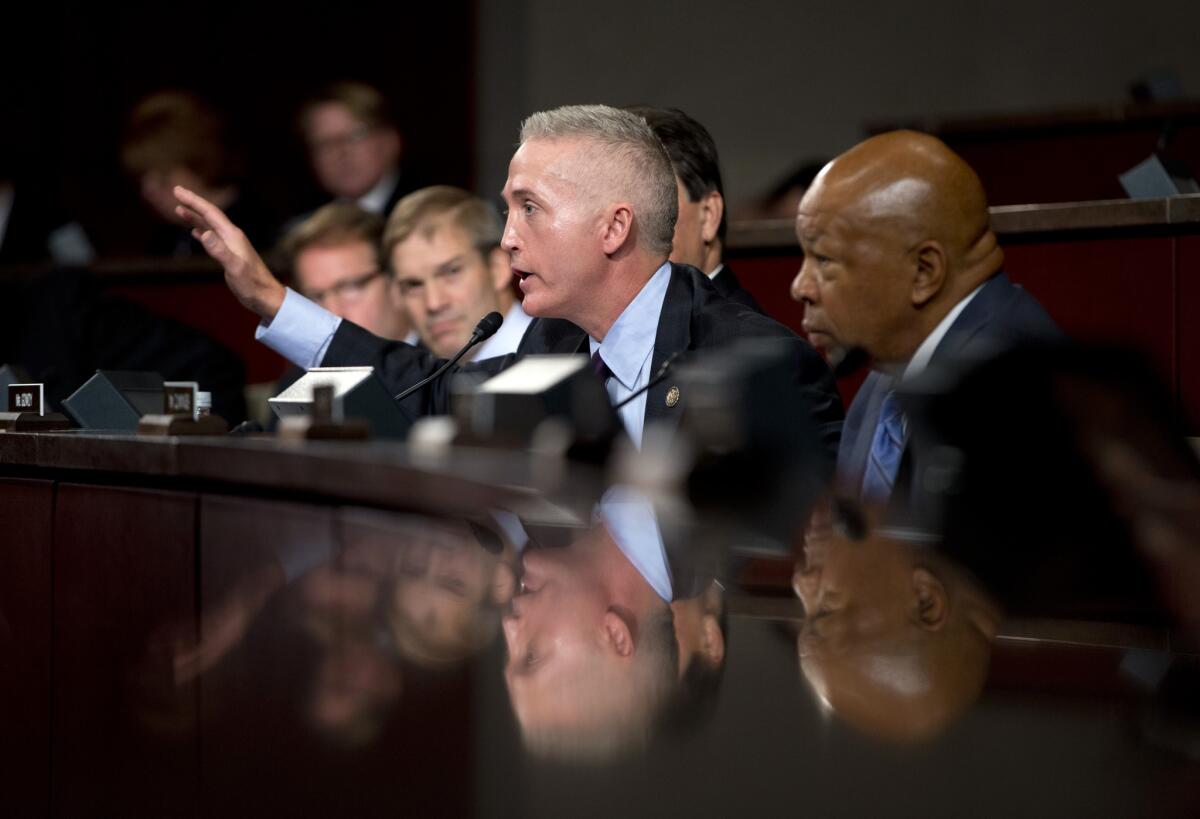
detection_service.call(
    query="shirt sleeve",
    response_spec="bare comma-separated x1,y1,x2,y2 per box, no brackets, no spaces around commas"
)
254,287,342,369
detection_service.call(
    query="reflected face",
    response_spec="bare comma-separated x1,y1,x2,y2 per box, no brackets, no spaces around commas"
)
305,102,400,200
794,521,995,743
669,178,707,271
309,637,401,747
294,239,409,340
390,528,507,664
501,138,605,321
501,542,613,716
790,184,913,362
794,526,916,665
392,222,509,358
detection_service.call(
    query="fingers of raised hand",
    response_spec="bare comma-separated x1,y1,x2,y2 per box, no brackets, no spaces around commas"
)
173,185,238,236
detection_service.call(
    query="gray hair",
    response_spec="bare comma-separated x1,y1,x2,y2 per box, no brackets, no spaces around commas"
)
520,104,678,256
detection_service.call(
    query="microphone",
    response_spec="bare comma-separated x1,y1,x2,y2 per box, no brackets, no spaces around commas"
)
394,311,504,402
613,350,685,409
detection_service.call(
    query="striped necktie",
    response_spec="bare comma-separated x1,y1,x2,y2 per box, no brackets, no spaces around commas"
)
861,390,905,503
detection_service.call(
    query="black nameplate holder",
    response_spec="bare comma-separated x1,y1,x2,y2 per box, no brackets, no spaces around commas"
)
277,383,370,441
138,381,228,436
0,383,72,432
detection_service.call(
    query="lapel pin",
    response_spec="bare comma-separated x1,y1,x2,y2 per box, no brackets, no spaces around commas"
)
665,386,680,407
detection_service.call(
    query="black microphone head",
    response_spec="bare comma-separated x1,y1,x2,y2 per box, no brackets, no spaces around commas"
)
474,311,504,341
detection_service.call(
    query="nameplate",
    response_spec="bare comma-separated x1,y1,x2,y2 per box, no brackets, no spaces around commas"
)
163,381,199,417
8,383,44,415
312,384,335,423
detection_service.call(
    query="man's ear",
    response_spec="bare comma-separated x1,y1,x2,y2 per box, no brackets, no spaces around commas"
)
699,191,724,245
600,204,635,255
911,240,947,307
487,246,513,293
602,609,636,658
699,613,726,668
911,567,949,631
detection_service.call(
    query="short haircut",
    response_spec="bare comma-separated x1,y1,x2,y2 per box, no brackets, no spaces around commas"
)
520,607,679,763
277,202,385,275
121,91,241,187
628,106,727,241
299,81,397,135
382,185,502,266
519,104,677,256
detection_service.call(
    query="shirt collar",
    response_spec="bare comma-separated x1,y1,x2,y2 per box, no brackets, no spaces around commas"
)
588,262,672,390
707,262,725,279
902,282,986,382
356,169,399,214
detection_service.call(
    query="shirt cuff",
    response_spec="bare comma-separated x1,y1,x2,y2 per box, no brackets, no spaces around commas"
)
255,287,342,369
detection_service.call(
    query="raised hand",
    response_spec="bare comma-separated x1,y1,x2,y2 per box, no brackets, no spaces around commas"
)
174,185,286,320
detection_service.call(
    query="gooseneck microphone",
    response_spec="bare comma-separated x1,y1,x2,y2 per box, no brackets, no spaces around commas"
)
394,312,504,402
612,350,686,409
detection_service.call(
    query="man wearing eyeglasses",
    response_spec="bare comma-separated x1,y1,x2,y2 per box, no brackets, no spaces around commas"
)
277,202,414,344
299,82,415,218
265,202,415,426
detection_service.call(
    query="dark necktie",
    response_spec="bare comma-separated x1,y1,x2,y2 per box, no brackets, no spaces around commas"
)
861,390,905,503
591,349,612,382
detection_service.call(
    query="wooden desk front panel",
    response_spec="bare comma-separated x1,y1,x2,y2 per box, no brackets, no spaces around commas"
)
51,485,199,819
196,495,338,817
0,478,54,818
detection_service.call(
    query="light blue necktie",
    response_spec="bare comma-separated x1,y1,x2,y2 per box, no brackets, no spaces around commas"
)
861,390,905,503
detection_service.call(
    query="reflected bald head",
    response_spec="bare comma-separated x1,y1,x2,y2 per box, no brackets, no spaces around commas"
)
810,130,999,277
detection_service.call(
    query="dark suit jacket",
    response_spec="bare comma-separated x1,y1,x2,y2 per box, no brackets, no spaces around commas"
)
321,262,844,452
837,271,1061,500
709,264,763,313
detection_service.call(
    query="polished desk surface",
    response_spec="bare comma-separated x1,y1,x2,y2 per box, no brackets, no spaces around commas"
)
0,429,604,526
1,430,1198,817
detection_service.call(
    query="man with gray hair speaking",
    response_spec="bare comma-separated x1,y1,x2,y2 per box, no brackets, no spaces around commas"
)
174,104,842,449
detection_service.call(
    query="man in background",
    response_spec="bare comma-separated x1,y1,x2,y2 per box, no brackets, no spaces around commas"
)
298,82,415,219
385,186,530,360
790,130,1059,506
278,203,413,344
122,90,275,256
629,106,760,311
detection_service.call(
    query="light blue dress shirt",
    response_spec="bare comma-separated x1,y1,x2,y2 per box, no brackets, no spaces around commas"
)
596,484,672,602
587,262,672,450
257,262,673,449
256,287,343,369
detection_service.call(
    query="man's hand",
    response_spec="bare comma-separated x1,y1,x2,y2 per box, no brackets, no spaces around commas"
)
173,186,286,321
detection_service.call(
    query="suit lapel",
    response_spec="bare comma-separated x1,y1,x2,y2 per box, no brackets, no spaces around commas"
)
644,265,693,427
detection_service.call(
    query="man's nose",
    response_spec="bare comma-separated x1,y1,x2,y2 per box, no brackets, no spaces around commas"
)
501,615,520,653
792,565,821,612
791,259,816,304
501,214,519,253
425,278,448,312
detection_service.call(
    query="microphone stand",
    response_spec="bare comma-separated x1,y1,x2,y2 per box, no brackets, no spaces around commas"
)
394,313,503,402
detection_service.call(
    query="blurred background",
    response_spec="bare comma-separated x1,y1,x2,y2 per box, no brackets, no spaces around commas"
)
3,0,1199,258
